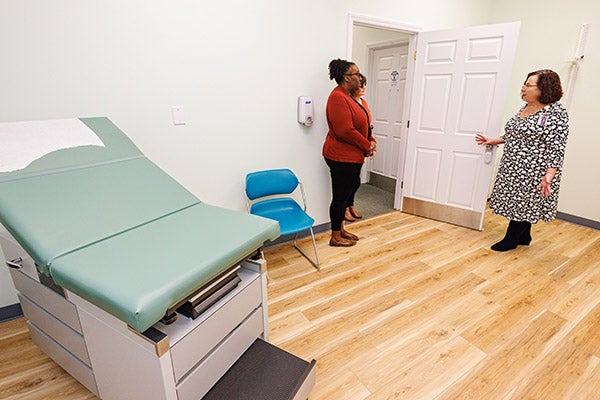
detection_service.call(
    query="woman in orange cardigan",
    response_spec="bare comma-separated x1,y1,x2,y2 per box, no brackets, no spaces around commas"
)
323,59,376,247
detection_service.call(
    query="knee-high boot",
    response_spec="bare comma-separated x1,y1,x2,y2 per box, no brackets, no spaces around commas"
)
520,222,532,245
491,220,528,252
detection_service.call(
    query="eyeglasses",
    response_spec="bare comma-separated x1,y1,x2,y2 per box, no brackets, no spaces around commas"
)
522,83,537,88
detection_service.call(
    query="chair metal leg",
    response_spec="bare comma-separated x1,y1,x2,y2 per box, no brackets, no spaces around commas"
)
293,230,320,270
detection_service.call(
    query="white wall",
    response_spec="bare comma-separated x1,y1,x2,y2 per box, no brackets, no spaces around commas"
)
0,0,541,309
0,0,493,219
490,0,600,222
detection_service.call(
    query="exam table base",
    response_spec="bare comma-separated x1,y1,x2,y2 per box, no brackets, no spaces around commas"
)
4,243,316,400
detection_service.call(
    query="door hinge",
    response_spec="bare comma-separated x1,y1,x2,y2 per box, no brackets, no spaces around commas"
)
407,120,410,129
401,181,404,189
414,50,417,61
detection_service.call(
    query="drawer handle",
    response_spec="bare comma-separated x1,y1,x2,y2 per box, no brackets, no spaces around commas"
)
6,257,23,269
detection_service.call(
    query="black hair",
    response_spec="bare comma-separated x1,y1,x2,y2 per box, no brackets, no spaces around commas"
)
328,58,355,84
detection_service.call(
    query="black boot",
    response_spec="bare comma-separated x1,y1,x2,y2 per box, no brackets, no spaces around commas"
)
519,222,532,245
491,220,528,251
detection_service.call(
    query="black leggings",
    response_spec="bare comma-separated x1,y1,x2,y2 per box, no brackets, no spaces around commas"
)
325,158,363,231
347,175,361,208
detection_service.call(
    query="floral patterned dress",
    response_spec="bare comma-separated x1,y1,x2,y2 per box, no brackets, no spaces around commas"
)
489,102,569,223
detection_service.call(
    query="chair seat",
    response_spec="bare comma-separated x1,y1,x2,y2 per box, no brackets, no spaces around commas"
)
245,168,320,270
250,198,314,237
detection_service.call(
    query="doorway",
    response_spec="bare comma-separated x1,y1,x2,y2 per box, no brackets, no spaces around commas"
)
348,16,418,219
348,15,520,229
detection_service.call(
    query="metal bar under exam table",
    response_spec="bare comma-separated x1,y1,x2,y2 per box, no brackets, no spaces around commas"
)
0,117,316,400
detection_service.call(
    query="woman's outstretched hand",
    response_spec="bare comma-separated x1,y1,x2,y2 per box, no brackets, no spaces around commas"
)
475,133,492,145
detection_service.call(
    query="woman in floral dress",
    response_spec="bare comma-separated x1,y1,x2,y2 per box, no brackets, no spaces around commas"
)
475,69,569,251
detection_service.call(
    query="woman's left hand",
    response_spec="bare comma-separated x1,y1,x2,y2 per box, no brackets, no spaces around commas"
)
537,179,552,198
366,141,377,157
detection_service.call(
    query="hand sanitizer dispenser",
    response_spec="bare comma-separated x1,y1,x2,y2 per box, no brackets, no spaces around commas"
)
297,96,313,126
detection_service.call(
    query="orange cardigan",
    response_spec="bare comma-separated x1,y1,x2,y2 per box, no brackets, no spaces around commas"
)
322,85,374,163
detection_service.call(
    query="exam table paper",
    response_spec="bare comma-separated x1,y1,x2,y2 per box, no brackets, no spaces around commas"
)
0,118,105,172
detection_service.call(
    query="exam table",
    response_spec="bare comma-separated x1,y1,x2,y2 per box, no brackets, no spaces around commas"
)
0,117,316,400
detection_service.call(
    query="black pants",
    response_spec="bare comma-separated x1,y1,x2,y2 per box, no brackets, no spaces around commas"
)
325,158,363,231
346,173,361,208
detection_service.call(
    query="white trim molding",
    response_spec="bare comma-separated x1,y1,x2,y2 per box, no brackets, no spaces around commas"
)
346,13,422,58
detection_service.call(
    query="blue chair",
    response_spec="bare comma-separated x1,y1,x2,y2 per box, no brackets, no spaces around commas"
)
245,169,320,270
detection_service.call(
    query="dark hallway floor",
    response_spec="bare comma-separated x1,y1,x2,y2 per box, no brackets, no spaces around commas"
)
351,182,395,220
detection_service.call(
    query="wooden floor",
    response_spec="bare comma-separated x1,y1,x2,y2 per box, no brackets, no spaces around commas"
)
2,209,600,399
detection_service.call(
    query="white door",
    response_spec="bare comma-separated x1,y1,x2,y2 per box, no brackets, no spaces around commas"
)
400,21,520,230
368,44,409,179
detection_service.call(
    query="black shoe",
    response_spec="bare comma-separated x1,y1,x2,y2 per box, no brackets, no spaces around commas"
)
491,237,519,251
491,220,528,252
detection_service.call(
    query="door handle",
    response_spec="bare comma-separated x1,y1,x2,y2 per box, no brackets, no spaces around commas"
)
484,145,493,164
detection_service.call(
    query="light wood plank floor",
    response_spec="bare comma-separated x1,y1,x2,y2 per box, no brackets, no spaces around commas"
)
2,209,600,399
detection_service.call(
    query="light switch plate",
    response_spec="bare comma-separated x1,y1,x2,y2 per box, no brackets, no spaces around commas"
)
172,106,186,125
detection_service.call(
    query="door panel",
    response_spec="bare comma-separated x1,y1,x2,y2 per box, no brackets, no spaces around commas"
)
457,74,497,133
412,148,441,200
402,22,520,230
447,152,479,207
419,75,451,132
368,44,408,179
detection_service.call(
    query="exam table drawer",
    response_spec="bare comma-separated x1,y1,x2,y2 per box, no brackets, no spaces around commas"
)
9,267,83,333
170,272,263,381
176,307,264,400
28,321,99,397
18,293,91,366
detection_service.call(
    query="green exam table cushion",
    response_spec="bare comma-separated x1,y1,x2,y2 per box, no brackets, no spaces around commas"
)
0,117,280,332
0,157,200,275
50,203,279,333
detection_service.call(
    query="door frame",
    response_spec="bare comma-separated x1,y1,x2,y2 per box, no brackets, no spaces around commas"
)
347,13,420,210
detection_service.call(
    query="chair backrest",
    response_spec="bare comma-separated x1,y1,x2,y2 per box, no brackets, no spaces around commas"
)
245,169,299,200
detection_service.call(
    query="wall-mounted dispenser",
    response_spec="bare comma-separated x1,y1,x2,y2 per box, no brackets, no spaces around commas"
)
297,96,313,126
